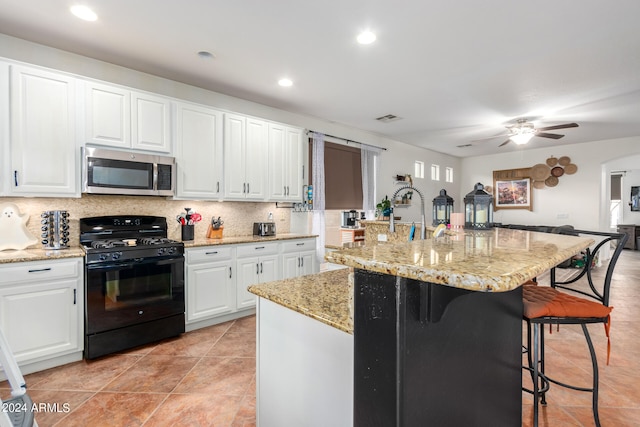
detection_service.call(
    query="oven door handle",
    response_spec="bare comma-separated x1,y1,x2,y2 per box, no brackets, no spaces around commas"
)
86,256,183,270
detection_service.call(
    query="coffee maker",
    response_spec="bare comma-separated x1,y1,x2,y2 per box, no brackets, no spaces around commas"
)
341,210,358,228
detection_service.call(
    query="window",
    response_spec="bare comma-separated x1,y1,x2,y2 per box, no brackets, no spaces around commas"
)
445,167,454,183
309,140,363,209
414,161,425,179
431,164,440,181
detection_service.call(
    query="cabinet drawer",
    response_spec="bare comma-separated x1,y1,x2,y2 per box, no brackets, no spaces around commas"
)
186,246,234,264
281,239,316,253
0,258,82,285
236,242,279,258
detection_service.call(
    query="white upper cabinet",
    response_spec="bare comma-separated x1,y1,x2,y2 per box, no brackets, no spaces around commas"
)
8,64,79,197
224,113,267,200
268,123,303,201
84,80,171,153
174,102,224,199
0,62,8,196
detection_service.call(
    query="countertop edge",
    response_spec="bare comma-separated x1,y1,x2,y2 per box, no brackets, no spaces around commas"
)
249,269,353,334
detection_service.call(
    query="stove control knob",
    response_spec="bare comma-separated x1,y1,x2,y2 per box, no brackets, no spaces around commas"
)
157,248,166,256
112,252,122,260
99,254,108,261
167,247,176,255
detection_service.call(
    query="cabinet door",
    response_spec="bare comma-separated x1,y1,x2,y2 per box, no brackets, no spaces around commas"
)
285,126,303,200
10,65,78,197
299,251,316,276
260,254,279,283
0,62,8,196
176,103,224,199
236,256,260,310
244,117,267,200
282,252,300,280
131,92,171,153
0,279,81,364
268,123,287,200
224,113,247,199
186,261,234,323
84,81,131,148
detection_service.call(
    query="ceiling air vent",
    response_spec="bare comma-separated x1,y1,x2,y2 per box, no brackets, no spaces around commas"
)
375,114,402,123
457,144,473,148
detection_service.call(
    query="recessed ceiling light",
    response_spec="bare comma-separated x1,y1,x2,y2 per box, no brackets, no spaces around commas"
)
70,5,98,21
278,78,293,87
357,30,376,45
197,51,215,60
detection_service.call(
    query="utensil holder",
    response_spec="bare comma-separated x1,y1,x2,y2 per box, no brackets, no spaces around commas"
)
206,225,224,239
181,224,194,241
40,210,70,249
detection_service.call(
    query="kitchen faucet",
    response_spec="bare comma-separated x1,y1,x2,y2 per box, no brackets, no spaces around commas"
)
389,185,426,239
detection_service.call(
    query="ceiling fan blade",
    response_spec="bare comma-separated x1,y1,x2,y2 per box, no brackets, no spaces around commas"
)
471,133,509,142
536,123,579,132
536,132,564,140
499,139,511,147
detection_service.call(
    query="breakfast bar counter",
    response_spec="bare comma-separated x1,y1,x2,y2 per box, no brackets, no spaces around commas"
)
249,228,594,427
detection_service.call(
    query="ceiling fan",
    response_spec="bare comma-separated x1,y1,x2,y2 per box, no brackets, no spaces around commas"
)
474,119,579,147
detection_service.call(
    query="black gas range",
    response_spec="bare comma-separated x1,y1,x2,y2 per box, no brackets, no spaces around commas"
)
80,216,185,359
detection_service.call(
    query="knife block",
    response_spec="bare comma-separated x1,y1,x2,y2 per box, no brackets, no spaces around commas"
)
206,225,223,239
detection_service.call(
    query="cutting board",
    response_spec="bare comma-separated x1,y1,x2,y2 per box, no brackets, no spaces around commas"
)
0,203,38,251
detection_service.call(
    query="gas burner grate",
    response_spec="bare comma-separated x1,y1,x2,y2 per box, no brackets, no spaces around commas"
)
91,239,127,249
137,237,174,246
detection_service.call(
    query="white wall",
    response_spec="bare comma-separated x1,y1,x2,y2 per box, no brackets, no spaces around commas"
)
460,137,640,230
0,33,461,229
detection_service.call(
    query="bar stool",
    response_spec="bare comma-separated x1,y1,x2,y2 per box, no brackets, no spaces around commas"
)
521,229,627,427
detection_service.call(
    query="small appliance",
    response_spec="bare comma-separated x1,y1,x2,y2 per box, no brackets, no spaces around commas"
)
253,222,276,236
82,146,175,196
341,210,359,228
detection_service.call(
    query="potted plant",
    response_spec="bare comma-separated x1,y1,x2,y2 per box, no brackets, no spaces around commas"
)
376,195,392,220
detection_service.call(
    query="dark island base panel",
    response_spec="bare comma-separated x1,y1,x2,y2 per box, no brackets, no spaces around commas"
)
354,270,523,427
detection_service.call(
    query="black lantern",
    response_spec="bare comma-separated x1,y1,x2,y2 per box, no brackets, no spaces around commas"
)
464,182,493,229
432,189,454,226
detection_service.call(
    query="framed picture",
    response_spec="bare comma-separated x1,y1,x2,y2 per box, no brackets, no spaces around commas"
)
494,177,532,210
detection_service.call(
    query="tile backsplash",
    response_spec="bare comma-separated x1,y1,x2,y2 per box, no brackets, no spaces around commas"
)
2,195,291,247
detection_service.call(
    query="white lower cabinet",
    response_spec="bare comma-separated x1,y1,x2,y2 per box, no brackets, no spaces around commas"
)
281,238,317,279
184,238,316,330
185,246,235,324
0,258,83,371
236,243,279,309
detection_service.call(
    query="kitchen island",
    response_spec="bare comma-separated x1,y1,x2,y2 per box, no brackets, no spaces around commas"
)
249,228,594,427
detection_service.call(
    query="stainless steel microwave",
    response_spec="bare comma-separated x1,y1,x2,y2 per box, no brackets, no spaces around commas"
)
82,147,175,196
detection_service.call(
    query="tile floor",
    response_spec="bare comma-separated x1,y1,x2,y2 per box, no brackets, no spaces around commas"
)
3,250,640,426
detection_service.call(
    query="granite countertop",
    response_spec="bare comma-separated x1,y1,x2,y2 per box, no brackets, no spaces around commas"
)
325,228,594,292
0,233,317,264
0,247,86,264
249,268,353,334
182,233,317,248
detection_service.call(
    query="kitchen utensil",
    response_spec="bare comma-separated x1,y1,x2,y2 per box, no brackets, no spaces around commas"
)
40,210,70,249
211,216,224,229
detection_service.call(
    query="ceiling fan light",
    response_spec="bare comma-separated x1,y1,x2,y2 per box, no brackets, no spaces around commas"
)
509,132,534,145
